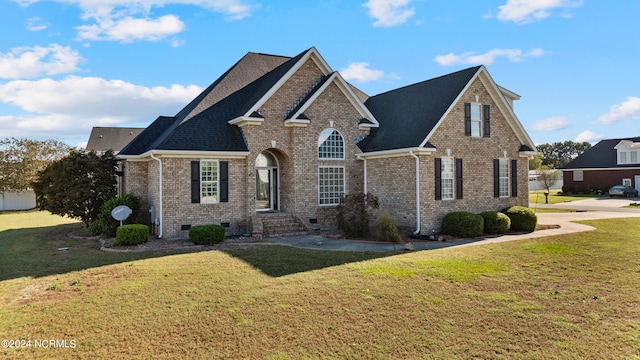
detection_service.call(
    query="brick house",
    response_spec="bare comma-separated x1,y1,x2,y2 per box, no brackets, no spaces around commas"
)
561,137,640,192
118,47,536,239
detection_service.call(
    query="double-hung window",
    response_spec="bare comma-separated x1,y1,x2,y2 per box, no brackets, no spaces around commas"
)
200,160,218,203
441,157,455,200
470,104,482,137
318,128,345,206
499,158,510,198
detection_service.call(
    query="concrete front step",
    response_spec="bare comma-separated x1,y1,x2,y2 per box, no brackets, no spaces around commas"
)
256,213,307,238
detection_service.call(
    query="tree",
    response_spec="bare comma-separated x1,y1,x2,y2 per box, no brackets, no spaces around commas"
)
32,150,118,225
537,165,561,203
0,138,70,194
536,141,592,169
529,154,543,170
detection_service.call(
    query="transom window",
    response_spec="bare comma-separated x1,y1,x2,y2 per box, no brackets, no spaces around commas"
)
441,157,455,200
499,158,510,198
470,103,482,137
318,128,344,160
318,166,345,205
201,160,218,203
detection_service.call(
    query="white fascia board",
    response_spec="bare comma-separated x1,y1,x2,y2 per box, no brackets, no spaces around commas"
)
228,116,264,127
561,166,640,172
243,47,333,118
119,150,250,160
357,147,435,160
498,85,521,100
289,72,380,128
284,119,310,127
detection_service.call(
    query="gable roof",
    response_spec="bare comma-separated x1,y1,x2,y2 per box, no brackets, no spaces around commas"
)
358,66,481,152
86,127,144,154
562,137,640,169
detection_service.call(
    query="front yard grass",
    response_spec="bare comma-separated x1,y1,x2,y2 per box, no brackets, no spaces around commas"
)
2,211,640,359
529,189,602,205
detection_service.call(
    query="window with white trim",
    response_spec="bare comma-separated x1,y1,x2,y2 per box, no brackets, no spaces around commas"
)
631,151,638,164
499,158,510,197
623,178,632,187
318,128,344,160
620,151,628,164
200,160,218,203
318,166,345,205
441,157,455,200
573,170,583,182
470,103,482,137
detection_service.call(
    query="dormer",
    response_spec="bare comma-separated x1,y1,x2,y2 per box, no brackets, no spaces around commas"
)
614,140,640,165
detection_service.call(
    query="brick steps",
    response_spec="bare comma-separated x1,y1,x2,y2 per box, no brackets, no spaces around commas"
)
254,213,307,238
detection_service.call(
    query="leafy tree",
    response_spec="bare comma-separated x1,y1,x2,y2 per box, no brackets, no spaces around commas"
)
32,150,118,225
537,165,561,203
528,154,543,170
0,138,70,194
536,141,591,169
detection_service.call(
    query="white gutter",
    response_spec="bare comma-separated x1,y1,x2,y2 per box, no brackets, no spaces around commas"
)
149,153,163,238
363,157,367,194
409,150,420,235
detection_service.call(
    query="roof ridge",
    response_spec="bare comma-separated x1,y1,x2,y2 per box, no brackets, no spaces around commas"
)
369,65,482,98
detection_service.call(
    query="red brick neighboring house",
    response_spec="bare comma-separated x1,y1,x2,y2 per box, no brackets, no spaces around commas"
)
561,137,640,193
117,47,537,239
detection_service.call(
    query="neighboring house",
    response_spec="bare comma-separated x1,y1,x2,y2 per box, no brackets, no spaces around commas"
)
0,190,36,211
562,137,640,192
528,170,563,191
86,127,145,155
118,47,536,239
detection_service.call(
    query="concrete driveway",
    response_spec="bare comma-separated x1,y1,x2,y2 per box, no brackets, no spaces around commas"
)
533,196,640,212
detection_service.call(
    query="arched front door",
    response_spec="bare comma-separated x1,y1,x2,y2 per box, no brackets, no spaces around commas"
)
255,151,279,211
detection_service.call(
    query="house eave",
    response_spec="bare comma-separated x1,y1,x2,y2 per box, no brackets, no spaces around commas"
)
357,147,436,160
561,166,640,172
118,150,251,160
228,116,264,127
283,119,310,127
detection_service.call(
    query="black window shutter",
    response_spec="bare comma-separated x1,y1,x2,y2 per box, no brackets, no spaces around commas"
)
511,159,518,197
219,161,229,203
483,105,491,138
493,159,500,198
435,158,442,200
464,103,471,136
456,158,463,199
191,161,200,203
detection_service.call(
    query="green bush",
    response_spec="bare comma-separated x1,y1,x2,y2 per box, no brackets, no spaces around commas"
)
501,206,537,232
189,224,226,245
480,211,511,235
336,193,379,238
377,214,402,243
442,211,484,238
90,194,142,237
115,224,149,246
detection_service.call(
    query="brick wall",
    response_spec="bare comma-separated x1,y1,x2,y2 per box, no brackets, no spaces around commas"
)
563,169,640,189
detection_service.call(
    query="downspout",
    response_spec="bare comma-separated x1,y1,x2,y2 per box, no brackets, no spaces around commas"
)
409,150,420,235
149,153,163,238
363,157,367,194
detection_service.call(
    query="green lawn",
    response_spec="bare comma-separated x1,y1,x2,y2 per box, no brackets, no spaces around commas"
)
2,211,640,359
529,189,602,205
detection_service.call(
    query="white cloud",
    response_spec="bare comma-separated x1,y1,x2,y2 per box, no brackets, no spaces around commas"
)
434,48,544,66
13,0,257,42
531,116,570,131
76,14,185,42
340,62,384,83
575,130,604,143
0,76,202,139
26,16,48,31
0,44,83,79
497,0,583,24
596,97,640,124
363,0,415,27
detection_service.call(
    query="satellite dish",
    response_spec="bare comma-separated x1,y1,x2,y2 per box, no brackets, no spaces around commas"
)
111,205,132,225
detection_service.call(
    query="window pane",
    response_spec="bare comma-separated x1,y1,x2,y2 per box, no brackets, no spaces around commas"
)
470,104,482,137
201,160,218,203
441,157,454,200
318,167,344,205
318,128,344,159
499,159,510,197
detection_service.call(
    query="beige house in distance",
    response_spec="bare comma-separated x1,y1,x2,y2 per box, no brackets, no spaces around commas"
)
118,47,536,239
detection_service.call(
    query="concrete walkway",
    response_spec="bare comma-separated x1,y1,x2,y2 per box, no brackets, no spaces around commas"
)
268,201,640,252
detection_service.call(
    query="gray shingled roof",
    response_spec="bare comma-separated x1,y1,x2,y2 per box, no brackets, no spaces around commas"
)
562,137,640,169
86,127,144,154
120,49,309,155
358,66,481,152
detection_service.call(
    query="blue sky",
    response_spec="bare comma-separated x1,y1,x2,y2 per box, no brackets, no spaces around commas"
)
0,0,638,148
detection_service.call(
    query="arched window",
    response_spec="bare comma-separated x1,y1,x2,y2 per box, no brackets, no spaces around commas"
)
318,128,344,160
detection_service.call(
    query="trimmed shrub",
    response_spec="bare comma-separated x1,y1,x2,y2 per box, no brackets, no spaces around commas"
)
115,224,149,246
501,206,537,232
189,224,226,245
377,214,402,243
336,193,379,238
90,194,142,237
442,211,484,238
480,211,511,235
